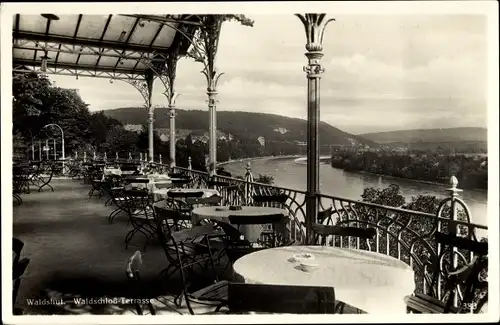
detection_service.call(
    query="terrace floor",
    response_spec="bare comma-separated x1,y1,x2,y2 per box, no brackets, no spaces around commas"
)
12,179,231,315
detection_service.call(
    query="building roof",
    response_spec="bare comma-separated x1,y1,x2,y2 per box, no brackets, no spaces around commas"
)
12,14,201,80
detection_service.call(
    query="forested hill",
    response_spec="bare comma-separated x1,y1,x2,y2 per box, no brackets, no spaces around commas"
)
359,127,487,144
102,107,376,147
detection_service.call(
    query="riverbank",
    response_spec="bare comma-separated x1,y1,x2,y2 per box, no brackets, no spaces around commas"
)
340,169,487,192
218,155,301,166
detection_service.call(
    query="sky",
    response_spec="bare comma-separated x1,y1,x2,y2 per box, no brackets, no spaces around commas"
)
48,14,488,135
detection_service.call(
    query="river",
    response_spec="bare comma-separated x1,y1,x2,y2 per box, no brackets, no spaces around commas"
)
223,157,488,227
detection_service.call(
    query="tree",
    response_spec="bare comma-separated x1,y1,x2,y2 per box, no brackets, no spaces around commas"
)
104,125,139,154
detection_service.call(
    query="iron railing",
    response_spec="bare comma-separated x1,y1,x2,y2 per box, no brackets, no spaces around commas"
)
58,153,489,310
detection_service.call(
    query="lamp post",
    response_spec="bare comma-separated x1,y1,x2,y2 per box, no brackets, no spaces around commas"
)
43,124,65,171
296,14,334,244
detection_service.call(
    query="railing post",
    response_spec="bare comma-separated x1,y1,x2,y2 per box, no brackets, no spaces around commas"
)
140,153,143,161
188,157,192,170
93,151,96,161
75,151,78,160
159,154,162,164
83,152,87,162
244,162,254,205
128,152,132,161
144,152,147,162
116,152,119,161
104,152,107,162
447,175,462,307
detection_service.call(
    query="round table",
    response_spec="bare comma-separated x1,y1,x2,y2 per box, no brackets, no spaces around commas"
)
191,206,288,243
233,246,415,314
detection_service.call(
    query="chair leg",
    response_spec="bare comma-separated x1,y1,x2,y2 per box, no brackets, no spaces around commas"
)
104,197,113,206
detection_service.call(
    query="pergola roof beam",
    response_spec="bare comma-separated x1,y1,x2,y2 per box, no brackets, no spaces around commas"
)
14,58,149,75
94,15,113,69
13,66,144,81
13,44,151,60
14,31,171,53
72,14,84,67
119,14,205,27
113,17,140,70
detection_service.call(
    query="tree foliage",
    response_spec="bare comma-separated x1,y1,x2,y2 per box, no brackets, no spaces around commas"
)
332,151,488,190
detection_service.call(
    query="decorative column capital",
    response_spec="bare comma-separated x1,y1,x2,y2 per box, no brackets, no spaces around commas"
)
169,108,176,118
206,88,219,106
296,14,335,52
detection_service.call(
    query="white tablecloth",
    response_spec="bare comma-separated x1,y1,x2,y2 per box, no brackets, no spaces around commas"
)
191,206,288,242
233,246,415,314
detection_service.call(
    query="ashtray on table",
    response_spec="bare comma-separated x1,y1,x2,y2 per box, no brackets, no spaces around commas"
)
288,253,315,263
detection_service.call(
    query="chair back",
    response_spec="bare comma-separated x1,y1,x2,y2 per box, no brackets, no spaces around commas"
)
228,213,285,226
252,194,288,206
228,283,337,314
431,232,489,313
167,191,204,198
317,207,334,225
12,240,30,309
311,223,376,248
13,238,24,265
169,225,221,292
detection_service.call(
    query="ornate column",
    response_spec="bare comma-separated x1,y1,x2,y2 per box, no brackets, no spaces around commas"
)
207,86,219,174
145,71,155,162
111,72,155,162
297,14,334,244
144,52,180,168
186,16,225,175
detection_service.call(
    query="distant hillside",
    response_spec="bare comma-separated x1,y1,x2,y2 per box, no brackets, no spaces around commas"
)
359,127,487,144
102,107,376,147
359,127,487,152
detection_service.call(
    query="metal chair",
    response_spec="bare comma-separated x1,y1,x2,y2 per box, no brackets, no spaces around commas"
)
160,225,228,314
13,238,30,315
228,213,286,248
404,232,488,314
310,223,377,249
123,189,157,250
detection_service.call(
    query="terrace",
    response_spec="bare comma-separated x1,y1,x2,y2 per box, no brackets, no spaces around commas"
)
9,11,491,318
11,157,489,316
